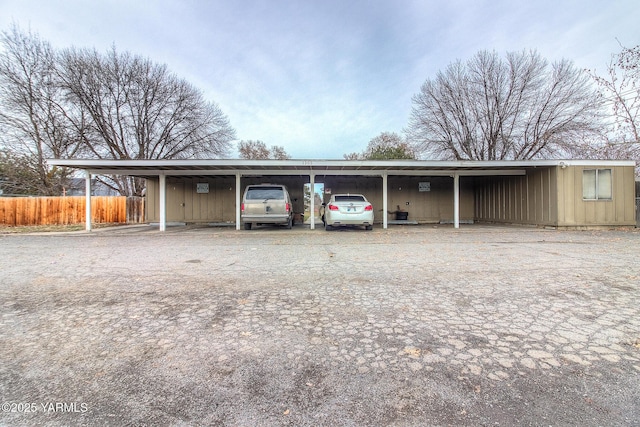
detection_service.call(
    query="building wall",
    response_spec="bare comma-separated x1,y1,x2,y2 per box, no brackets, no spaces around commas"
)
556,165,636,227
474,165,636,227
147,175,475,224
146,176,308,223
321,175,474,223
145,165,635,227
474,168,558,226
147,176,237,223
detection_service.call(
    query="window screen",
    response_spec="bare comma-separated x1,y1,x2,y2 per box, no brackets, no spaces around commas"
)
583,170,596,199
583,169,612,200
596,169,612,199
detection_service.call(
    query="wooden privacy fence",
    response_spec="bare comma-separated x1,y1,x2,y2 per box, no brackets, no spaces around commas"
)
0,196,144,226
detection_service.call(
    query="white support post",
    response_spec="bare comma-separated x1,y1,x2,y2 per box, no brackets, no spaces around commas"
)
235,173,241,230
159,174,166,232
453,173,460,229
382,173,388,229
309,173,315,230
85,171,92,232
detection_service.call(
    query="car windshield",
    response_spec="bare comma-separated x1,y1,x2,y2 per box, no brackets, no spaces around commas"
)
334,195,365,202
246,187,285,200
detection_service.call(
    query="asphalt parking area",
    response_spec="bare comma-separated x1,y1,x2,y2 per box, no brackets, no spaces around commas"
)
1,225,639,426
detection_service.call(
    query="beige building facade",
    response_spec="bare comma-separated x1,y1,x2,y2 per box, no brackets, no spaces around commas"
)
49,159,637,231
474,165,636,227
145,174,477,226
141,160,635,229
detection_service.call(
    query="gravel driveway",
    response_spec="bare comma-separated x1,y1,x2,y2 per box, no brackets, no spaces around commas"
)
1,224,639,426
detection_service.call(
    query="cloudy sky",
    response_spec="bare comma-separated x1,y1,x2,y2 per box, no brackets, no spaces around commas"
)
1,0,638,159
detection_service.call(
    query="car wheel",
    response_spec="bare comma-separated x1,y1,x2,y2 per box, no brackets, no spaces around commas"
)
244,222,252,230
325,222,331,231
286,217,292,229
365,225,373,231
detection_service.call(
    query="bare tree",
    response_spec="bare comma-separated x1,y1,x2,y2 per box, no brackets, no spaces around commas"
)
407,50,602,160
342,152,360,160
59,46,236,195
0,25,83,195
238,140,290,159
0,149,41,194
269,145,291,160
586,43,639,173
345,132,416,160
0,27,236,196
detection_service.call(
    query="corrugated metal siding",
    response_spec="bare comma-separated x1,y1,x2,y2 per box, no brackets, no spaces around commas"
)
184,177,237,222
474,168,557,226
147,176,307,223
145,166,636,227
147,177,238,223
475,165,635,227
557,166,635,226
323,176,474,223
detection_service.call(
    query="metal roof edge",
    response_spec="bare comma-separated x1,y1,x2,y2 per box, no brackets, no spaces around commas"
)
47,158,636,169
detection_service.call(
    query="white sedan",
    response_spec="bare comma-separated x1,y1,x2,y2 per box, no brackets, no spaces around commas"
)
323,194,374,230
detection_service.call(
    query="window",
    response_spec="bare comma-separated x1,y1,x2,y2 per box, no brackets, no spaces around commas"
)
245,187,285,200
335,195,366,202
583,169,612,200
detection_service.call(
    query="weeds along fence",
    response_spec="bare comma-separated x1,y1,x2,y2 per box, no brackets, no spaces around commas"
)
0,196,145,226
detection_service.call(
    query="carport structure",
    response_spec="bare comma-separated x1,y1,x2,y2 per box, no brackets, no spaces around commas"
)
49,158,637,231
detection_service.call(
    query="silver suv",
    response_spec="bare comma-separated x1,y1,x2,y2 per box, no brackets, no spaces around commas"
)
241,184,294,230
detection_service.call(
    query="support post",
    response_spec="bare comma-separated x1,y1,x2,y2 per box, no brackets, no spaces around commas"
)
85,171,92,231
309,173,315,230
453,173,460,229
159,174,166,232
236,173,241,230
382,173,388,229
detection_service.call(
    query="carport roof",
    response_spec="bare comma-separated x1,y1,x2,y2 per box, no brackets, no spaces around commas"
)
47,158,635,178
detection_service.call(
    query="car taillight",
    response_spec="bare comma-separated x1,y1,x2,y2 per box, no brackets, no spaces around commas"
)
286,203,291,212
241,203,245,212
365,204,373,211
328,204,339,211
